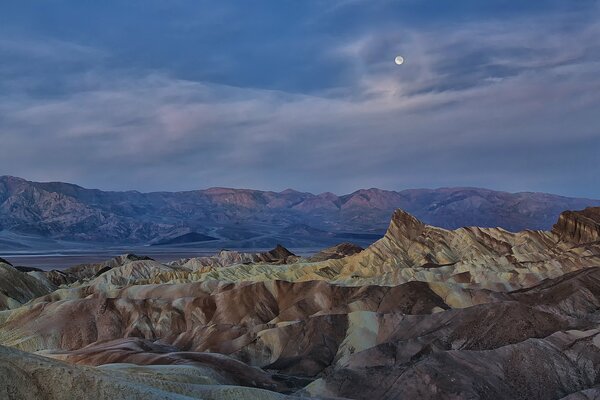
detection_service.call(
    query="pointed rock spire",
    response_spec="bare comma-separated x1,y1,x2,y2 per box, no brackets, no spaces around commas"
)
385,209,426,242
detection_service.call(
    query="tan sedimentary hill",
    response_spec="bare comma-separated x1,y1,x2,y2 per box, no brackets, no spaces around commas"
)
41,269,75,286
0,279,456,355
303,266,600,399
27,208,598,298
66,246,301,291
327,208,600,289
169,245,299,271
63,253,155,281
0,343,298,399
17,209,598,297
307,242,364,262
2,207,600,399
86,259,190,291
3,266,600,399
0,261,54,310
175,208,600,293
552,207,600,244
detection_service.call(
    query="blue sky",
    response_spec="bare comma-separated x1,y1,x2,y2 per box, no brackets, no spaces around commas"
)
0,1,599,197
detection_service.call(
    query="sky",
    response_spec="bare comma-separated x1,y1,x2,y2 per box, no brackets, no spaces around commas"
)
0,0,599,197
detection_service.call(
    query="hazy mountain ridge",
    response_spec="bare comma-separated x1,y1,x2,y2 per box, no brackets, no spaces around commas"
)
1,175,599,247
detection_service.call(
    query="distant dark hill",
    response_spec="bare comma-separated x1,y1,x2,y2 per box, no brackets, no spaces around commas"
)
334,232,384,240
1,175,599,249
280,223,331,237
152,232,218,246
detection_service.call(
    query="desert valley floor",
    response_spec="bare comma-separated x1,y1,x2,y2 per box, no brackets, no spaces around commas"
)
1,207,600,399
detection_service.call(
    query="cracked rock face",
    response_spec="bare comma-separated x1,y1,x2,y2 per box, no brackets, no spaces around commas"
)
1,208,600,399
553,207,600,244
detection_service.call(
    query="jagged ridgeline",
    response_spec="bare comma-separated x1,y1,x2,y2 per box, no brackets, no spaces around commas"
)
2,175,600,249
1,207,600,399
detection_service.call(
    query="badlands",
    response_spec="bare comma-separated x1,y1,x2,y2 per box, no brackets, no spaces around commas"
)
1,207,600,399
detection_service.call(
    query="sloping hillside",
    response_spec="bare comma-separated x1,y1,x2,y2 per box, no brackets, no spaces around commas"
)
2,175,599,247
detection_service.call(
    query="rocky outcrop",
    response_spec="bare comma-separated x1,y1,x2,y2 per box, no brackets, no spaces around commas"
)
304,267,600,399
87,259,188,291
0,343,295,399
45,338,292,392
553,207,600,244
63,253,154,281
385,209,427,243
0,279,453,355
2,208,600,399
170,245,298,271
0,262,54,310
39,269,76,287
3,266,600,399
305,327,600,400
264,244,297,261
308,242,364,262
186,209,600,292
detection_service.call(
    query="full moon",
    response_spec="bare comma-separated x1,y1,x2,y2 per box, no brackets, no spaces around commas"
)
394,56,405,65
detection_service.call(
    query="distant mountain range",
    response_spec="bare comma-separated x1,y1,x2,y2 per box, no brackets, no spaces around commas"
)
1,175,599,249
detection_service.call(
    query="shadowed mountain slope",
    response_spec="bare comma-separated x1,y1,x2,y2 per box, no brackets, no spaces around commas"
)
0,343,298,399
2,175,599,247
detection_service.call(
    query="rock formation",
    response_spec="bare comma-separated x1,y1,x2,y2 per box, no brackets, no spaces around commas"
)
64,253,155,281
307,242,364,262
168,245,299,271
179,208,600,294
553,207,600,243
0,344,295,399
0,261,54,310
1,207,600,399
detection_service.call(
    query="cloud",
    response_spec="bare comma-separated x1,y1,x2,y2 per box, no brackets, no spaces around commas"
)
0,2,599,197
0,37,105,62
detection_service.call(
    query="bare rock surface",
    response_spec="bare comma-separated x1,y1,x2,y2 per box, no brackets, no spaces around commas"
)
0,262,54,310
553,207,600,244
1,208,600,399
308,242,364,262
181,208,600,293
168,245,298,271
64,253,155,281
0,343,298,399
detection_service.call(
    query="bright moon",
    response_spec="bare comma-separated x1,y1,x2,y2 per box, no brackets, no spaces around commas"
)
394,56,405,65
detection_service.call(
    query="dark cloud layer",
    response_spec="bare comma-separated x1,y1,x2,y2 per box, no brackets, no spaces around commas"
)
0,1,599,197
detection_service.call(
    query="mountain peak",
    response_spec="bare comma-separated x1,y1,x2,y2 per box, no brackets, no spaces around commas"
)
280,188,301,195
385,209,426,242
0,175,28,186
552,207,600,244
